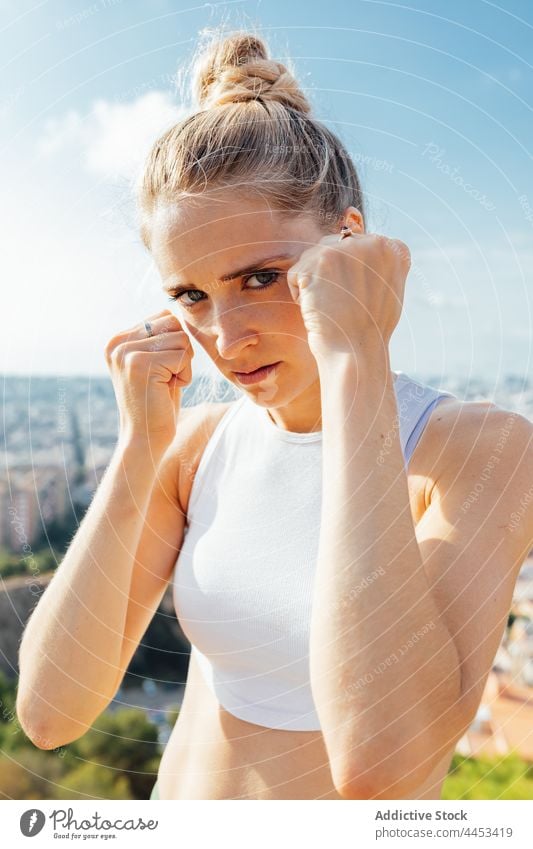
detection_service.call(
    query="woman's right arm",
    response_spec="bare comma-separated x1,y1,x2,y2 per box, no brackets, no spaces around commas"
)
16,309,195,749
16,431,183,749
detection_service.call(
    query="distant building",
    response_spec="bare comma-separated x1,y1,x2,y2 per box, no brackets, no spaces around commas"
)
1,474,40,549
0,465,69,549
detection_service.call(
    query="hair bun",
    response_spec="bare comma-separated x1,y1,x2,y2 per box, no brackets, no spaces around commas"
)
192,31,311,115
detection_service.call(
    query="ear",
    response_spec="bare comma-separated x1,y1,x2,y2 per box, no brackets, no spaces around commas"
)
342,206,365,234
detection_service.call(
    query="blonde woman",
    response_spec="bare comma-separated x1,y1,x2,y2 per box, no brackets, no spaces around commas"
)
17,31,533,801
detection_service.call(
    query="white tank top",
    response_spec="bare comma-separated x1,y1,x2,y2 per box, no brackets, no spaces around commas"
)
172,370,455,731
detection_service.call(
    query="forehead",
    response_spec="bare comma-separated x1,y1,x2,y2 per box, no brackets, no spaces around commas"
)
150,193,323,283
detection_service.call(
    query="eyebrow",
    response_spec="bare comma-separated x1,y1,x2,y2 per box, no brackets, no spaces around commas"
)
163,252,296,292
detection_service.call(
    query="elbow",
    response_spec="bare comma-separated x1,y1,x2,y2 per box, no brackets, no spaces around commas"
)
16,699,61,750
327,745,406,800
16,692,91,751
332,727,465,800
327,684,470,800
19,712,90,751
332,763,416,801
329,733,444,801
334,768,423,800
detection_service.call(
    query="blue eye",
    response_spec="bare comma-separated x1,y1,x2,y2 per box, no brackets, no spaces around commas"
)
167,289,204,306
245,271,280,289
167,271,281,309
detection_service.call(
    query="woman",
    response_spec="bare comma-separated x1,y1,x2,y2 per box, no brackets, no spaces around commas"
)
17,31,533,801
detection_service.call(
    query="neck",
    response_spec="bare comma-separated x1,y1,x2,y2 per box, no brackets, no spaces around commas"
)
266,376,323,434
266,368,397,434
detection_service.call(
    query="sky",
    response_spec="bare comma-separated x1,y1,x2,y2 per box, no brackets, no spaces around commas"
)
1,0,532,382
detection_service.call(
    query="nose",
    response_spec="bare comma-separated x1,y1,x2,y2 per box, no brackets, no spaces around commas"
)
211,304,261,360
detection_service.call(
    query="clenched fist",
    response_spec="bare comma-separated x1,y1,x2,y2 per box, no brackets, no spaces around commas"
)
104,309,195,447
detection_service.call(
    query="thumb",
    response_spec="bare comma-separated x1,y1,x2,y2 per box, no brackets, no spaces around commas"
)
168,374,182,408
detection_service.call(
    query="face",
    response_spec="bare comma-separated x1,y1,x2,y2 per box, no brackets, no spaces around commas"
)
150,191,340,429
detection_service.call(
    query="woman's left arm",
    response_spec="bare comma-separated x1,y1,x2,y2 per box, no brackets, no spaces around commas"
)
310,348,533,799
287,228,533,800
311,352,463,800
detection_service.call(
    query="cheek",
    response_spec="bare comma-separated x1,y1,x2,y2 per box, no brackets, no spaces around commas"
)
177,300,306,345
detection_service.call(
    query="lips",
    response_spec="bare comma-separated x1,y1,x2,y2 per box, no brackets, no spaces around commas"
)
231,361,282,386
232,362,279,375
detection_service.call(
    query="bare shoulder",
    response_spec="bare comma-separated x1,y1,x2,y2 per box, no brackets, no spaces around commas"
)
412,395,533,523
172,399,239,515
417,396,530,467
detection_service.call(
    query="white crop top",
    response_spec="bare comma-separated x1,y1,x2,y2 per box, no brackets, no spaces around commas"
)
172,370,455,731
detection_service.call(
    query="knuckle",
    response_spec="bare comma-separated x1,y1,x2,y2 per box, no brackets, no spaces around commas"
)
161,316,182,333
109,342,127,368
124,351,147,375
390,238,410,265
399,240,411,263
104,334,121,360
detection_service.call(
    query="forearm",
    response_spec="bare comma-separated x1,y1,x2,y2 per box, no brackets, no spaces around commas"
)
310,353,462,796
17,435,168,744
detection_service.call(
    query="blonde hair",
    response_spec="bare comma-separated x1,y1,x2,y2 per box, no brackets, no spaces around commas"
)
137,30,366,406
137,29,366,250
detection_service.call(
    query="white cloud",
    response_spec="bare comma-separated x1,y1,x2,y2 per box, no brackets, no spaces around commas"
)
37,91,186,181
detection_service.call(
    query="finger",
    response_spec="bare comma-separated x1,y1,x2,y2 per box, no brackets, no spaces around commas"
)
122,311,185,342
384,236,409,256
108,347,191,381
396,240,411,267
148,351,192,386
286,268,300,304
289,271,312,305
117,330,194,357
174,356,193,386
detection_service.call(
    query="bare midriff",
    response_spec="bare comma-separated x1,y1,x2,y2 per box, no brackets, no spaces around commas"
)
156,650,455,800
157,397,459,800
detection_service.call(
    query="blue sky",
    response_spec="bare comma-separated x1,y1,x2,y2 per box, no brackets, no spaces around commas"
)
1,0,532,381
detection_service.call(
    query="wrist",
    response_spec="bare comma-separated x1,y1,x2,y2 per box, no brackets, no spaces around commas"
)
315,347,392,386
116,428,175,459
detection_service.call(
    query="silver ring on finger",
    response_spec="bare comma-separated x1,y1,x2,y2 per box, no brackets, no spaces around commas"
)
144,320,154,338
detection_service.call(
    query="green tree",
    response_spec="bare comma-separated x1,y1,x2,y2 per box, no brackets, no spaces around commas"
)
0,546,57,579
0,746,66,800
64,708,161,800
443,752,533,800
0,670,16,717
50,762,131,800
